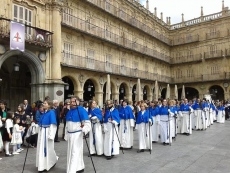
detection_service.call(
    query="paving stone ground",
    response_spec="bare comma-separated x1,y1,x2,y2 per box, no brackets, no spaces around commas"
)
1,121,230,173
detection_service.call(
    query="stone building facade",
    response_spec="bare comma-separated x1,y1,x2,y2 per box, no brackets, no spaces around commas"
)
0,0,229,109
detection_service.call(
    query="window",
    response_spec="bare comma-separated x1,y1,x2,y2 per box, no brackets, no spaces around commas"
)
187,51,193,59
210,45,217,54
105,26,111,39
211,66,219,74
120,58,126,75
87,49,95,69
105,54,112,72
187,69,193,77
120,7,126,20
63,43,73,59
105,0,111,12
175,69,182,78
63,7,73,26
13,4,32,35
210,28,216,36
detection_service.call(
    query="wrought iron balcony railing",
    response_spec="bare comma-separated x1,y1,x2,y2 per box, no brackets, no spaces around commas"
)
61,52,172,83
172,34,199,46
170,53,202,64
206,31,220,40
61,13,170,63
0,17,53,48
172,72,230,83
204,50,224,59
85,0,172,45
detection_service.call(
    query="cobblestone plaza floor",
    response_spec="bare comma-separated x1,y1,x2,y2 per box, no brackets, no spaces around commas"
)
1,121,230,173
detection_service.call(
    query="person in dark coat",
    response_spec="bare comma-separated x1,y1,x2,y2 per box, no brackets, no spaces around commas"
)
24,99,32,116
53,100,61,142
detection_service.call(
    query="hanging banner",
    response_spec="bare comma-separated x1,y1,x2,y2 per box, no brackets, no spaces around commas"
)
10,21,25,51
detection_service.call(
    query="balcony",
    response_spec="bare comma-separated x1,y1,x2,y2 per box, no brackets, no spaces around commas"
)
172,72,230,83
172,34,199,46
170,53,202,64
0,17,52,48
206,31,220,40
204,50,224,60
85,0,171,45
61,13,170,63
170,11,224,30
61,52,172,83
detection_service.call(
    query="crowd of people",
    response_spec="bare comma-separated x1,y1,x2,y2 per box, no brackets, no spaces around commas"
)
0,96,229,173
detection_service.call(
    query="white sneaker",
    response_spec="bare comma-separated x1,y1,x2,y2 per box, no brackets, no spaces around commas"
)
19,148,24,151
16,149,21,153
13,152,20,155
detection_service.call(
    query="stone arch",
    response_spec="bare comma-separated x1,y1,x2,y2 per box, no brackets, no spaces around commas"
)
0,50,45,84
83,77,101,92
178,86,199,100
209,85,224,100
119,82,130,101
143,84,151,100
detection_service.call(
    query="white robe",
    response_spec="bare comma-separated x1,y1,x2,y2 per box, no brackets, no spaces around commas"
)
194,110,202,130
36,124,58,171
65,121,91,173
159,115,172,143
89,122,104,155
103,122,119,156
136,122,152,150
180,111,192,134
217,110,225,123
11,124,23,145
151,115,160,142
118,119,134,148
177,115,182,134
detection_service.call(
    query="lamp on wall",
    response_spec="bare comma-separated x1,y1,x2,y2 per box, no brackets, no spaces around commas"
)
14,62,20,71
88,85,92,92
120,88,124,93
143,89,147,94
65,83,69,90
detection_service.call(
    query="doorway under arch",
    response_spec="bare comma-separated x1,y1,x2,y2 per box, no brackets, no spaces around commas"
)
209,85,224,100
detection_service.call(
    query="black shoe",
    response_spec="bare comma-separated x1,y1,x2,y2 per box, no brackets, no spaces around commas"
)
163,142,166,146
88,154,96,157
106,156,112,160
186,133,190,136
76,169,84,173
54,140,60,142
152,141,157,143
5,154,14,157
120,147,123,150
137,149,144,153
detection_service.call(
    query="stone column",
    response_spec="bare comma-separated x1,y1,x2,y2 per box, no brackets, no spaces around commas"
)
112,92,119,101
74,90,84,99
51,2,62,81
95,92,104,108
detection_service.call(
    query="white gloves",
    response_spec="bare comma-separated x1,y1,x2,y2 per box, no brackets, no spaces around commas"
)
179,111,183,117
111,120,118,125
91,116,99,123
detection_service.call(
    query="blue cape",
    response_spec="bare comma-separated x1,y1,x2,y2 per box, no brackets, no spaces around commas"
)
66,106,89,122
104,108,120,124
39,110,57,126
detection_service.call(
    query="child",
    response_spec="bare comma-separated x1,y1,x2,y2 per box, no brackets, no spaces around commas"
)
2,111,14,157
11,117,25,154
25,121,38,147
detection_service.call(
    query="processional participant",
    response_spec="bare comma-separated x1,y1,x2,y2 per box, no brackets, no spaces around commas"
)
103,100,120,160
159,100,173,145
179,98,193,136
88,100,103,156
136,102,152,152
169,100,177,139
217,101,225,124
36,100,58,173
118,99,135,149
149,101,159,143
192,98,203,130
65,96,91,173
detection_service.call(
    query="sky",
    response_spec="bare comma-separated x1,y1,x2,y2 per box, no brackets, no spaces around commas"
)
140,0,230,24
